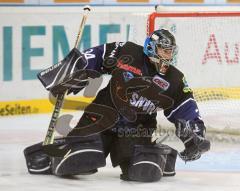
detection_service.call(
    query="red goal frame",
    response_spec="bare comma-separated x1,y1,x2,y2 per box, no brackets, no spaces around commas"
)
147,12,240,35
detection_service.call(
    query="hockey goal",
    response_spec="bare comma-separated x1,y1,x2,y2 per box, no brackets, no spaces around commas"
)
146,6,240,139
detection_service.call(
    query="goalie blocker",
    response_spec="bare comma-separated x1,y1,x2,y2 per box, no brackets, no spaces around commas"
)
37,48,100,96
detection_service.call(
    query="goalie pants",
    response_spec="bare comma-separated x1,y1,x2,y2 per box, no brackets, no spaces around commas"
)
69,112,178,179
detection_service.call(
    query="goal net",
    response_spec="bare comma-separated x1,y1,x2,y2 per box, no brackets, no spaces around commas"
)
135,6,240,137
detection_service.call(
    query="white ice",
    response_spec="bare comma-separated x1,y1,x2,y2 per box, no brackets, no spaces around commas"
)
0,114,240,191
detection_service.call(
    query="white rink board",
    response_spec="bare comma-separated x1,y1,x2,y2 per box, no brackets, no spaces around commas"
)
1,7,240,101
0,6,151,101
1,6,240,130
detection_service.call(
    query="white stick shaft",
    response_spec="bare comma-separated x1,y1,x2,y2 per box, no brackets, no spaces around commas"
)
74,8,91,49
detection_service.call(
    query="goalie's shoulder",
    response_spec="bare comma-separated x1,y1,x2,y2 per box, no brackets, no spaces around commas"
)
168,65,185,84
126,41,143,47
107,41,143,50
125,41,144,52
104,41,143,59
169,65,184,76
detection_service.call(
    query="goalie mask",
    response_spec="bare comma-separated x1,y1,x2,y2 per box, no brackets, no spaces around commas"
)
144,29,177,75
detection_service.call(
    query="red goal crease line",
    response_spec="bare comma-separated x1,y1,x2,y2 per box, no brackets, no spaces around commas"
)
147,12,240,35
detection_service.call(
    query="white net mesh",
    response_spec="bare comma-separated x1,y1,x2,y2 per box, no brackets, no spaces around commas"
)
145,10,240,136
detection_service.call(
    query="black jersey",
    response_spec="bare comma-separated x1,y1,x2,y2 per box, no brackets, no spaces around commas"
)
80,41,202,130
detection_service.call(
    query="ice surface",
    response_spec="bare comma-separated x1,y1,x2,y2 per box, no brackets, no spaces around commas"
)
0,114,240,191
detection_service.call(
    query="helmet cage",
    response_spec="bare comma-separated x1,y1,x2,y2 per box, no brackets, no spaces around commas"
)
145,37,177,67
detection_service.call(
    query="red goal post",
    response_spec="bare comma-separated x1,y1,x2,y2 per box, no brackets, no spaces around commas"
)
147,11,240,35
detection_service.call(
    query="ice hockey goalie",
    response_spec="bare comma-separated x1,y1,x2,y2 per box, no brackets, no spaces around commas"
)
24,29,210,182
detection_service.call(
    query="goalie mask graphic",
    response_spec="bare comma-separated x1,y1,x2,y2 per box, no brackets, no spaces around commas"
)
144,29,177,75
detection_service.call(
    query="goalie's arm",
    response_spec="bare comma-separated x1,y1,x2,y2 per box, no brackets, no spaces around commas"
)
81,41,125,74
82,44,107,72
164,76,210,162
163,75,201,125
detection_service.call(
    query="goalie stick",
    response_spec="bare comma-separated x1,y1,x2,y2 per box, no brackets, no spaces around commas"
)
42,6,91,157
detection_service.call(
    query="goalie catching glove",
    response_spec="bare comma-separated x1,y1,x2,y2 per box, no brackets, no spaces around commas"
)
175,119,210,162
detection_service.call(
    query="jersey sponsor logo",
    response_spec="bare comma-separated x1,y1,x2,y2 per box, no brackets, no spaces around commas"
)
117,61,142,76
182,76,192,93
152,75,170,91
129,92,160,114
123,71,134,82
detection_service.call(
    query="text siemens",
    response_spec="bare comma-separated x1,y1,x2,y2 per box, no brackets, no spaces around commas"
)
1,24,129,81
